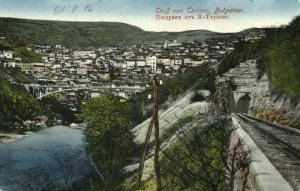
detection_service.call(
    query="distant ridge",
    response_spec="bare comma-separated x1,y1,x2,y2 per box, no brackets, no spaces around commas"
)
0,17,234,48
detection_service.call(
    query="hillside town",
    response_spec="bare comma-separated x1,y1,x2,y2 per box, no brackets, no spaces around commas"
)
0,30,265,88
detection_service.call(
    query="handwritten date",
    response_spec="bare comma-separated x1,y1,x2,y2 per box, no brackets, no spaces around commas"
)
53,4,93,15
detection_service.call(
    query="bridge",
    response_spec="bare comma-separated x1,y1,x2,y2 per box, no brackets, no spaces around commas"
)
23,84,148,100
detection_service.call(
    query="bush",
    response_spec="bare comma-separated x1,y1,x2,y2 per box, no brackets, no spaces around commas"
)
0,79,42,128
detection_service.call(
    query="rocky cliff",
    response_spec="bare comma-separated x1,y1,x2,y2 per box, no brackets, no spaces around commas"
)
219,59,300,128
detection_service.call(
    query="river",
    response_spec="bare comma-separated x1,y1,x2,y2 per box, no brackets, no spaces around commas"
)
0,125,95,191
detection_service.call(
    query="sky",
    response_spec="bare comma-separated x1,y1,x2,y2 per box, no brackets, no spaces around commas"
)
0,0,299,32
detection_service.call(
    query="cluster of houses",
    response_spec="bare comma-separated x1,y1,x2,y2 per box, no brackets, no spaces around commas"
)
0,30,265,88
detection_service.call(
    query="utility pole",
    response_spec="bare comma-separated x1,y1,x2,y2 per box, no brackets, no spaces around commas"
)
217,75,220,118
137,77,161,191
153,78,161,191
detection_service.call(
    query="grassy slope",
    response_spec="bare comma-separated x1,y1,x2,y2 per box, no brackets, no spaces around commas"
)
14,47,42,62
0,17,230,48
0,42,42,63
264,16,300,99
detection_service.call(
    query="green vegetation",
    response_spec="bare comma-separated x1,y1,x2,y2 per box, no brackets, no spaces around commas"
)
159,118,248,191
217,38,266,75
0,79,42,129
0,18,230,48
14,47,42,62
263,16,300,99
76,63,218,190
218,16,300,100
0,67,43,130
252,108,300,129
79,96,134,190
41,96,78,124
123,116,250,191
157,64,215,105
0,67,30,82
0,41,13,50
1,38,42,63
130,64,216,125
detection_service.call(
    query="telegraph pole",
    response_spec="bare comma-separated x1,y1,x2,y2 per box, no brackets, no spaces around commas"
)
136,118,154,189
216,75,221,118
153,78,161,191
137,77,161,191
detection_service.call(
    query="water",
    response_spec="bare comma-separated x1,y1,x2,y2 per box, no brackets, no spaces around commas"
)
0,125,95,191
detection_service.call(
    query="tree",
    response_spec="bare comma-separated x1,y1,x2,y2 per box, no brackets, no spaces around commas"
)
79,96,133,190
160,117,251,191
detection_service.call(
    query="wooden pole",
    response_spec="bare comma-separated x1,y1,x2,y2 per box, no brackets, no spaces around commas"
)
217,76,220,118
136,78,161,190
136,118,154,189
153,78,161,191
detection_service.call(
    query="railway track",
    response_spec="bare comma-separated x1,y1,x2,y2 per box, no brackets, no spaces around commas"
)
236,113,300,159
235,113,300,190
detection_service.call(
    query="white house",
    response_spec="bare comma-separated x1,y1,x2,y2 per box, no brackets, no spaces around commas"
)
51,63,62,69
2,51,14,59
191,60,204,67
89,53,97,59
136,60,146,67
197,51,206,56
33,63,51,73
42,56,49,62
158,58,170,69
49,57,56,62
77,67,88,75
125,60,136,69
73,51,95,58
113,60,126,69
1,59,17,68
183,58,192,65
15,62,34,73
146,55,157,72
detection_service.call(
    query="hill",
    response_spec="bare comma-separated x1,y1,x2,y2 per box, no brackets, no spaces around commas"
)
0,17,231,48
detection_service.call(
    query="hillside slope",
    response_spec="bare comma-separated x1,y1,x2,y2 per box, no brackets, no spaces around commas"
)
132,90,210,144
0,70,42,130
263,16,300,100
218,16,300,100
125,90,210,180
0,17,230,47
217,15,300,128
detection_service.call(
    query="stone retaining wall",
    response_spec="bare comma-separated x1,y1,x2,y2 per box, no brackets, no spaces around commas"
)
231,114,293,191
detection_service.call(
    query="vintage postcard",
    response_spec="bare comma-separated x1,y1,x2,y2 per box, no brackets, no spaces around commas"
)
0,0,299,191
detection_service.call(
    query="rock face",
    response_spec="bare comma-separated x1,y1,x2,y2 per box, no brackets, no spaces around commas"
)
15,115,49,130
219,59,300,121
253,74,300,119
219,59,259,113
